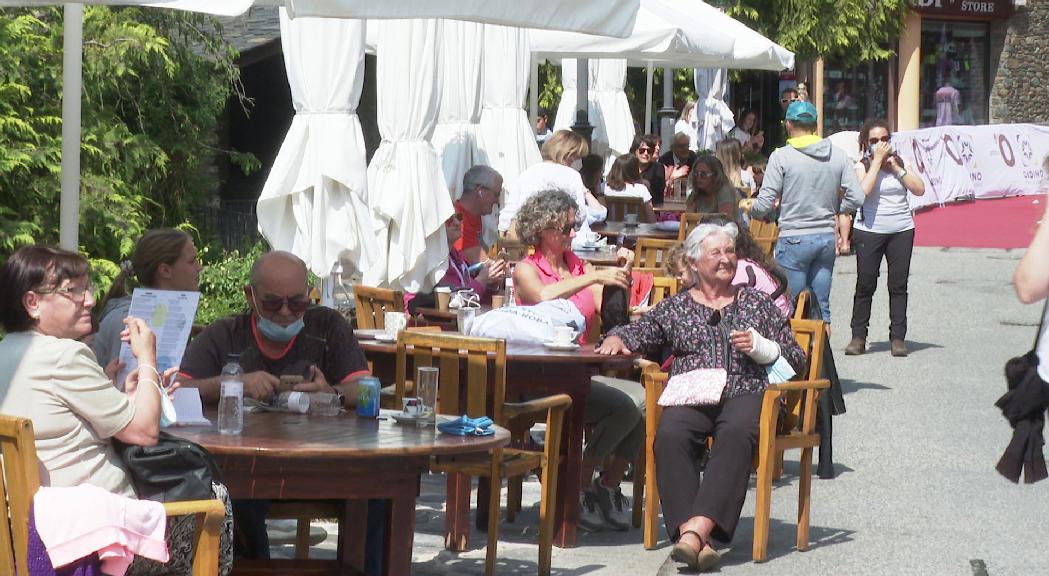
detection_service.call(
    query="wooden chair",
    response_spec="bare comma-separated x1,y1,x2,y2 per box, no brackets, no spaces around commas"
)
748,218,780,258
0,415,226,576
640,319,830,561
649,276,679,306
352,285,404,329
793,290,810,320
677,212,721,241
633,238,679,269
394,331,571,576
605,196,645,222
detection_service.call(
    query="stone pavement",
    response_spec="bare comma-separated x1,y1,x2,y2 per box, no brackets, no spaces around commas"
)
280,246,1049,574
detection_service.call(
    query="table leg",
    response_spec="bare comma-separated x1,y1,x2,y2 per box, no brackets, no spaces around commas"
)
553,386,588,548
445,472,472,551
338,499,368,573
475,477,490,532
385,481,419,576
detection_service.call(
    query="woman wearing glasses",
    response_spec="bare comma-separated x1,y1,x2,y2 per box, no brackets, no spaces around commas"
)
93,229,203,376
0,244,234,574
687,155,739,221
631,134,666,206
512,189,643,531
844,119,925,357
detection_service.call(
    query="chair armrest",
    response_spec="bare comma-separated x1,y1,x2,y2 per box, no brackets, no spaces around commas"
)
503,394,573,422
767,379,831,393
635,358,661,375
163,499,225,576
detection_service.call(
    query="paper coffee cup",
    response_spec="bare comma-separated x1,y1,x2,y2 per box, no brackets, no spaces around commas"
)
491,294,506,309
435,286,452,311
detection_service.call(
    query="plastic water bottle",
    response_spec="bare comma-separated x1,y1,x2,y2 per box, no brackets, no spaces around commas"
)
505,277,515,306
218,355,244,435
306,392,342,416
273,391,310,414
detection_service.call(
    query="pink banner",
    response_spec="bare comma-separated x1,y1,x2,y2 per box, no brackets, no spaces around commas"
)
892,123,1049,210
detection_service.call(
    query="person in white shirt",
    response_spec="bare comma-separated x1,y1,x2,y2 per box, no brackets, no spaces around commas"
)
674,101,699,151
499,130,607,245
728,109,764,154
604,154,656,223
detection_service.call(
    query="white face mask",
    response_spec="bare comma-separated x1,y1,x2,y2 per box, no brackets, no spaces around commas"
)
570,158,583,171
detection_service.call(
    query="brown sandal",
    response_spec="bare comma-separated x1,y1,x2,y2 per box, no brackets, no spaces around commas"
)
671,530,722,572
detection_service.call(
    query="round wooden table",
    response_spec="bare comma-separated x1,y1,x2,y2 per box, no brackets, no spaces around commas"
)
358,335,635,548
175,410,508,575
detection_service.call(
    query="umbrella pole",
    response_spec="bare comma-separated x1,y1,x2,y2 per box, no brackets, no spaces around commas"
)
530,54,539,133
60,3,83,251
645,62,653,134
570,58,593,145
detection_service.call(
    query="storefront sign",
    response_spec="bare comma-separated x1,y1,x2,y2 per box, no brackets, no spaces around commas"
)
911,0,1012,18
894,123,1049,210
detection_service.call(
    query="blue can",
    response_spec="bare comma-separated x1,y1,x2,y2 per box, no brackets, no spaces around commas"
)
356,377,381,418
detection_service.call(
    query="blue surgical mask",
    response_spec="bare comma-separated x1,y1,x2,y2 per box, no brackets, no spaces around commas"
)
256,315,305,342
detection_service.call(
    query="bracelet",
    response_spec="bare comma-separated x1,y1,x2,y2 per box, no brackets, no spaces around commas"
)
896,169,908,179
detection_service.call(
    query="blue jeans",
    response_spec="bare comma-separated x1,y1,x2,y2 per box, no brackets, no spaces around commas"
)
775,233,836,322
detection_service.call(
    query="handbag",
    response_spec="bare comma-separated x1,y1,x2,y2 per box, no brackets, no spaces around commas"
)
659,314,731,407
113,431,222,502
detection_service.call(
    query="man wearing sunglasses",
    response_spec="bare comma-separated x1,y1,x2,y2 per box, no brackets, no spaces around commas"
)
747,100,864,328
180,250,370,405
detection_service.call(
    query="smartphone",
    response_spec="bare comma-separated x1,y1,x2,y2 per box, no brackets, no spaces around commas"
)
467,261,485,276
278,375,303,394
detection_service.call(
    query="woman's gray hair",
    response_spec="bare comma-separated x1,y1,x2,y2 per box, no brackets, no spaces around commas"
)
515,189,578,246
684,222,739,261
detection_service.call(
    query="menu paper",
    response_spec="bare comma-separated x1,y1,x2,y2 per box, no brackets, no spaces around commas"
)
115,289,200,391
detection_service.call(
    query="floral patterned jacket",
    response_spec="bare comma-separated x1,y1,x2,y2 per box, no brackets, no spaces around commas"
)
606,287,806,398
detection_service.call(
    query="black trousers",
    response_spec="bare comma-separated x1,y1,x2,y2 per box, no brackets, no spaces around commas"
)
654,393,763,543
850,228,915,341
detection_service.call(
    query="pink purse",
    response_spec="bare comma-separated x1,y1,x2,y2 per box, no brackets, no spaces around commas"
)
658,311,732,407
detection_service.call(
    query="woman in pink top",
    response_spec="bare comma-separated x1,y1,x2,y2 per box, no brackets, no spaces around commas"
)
512,190,643,532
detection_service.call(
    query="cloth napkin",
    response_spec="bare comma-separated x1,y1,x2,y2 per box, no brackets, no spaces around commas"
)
438,415,495,436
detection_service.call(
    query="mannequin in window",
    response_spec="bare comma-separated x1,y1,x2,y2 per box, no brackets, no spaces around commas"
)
935,79,961,126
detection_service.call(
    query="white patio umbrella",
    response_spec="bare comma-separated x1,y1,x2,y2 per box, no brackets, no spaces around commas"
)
6,0,642,252
365,19,452,293
254,10,375,277
553,59,632,168
432,20,484,199
476,24,542,247
694,67,734,152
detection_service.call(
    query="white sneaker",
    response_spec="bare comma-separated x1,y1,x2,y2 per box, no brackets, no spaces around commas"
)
578,490,605,532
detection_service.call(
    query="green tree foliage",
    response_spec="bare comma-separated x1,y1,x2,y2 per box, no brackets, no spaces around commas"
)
716,0,909,64
0,7,249,275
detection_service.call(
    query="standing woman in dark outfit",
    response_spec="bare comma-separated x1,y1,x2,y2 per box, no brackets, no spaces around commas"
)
844,119,926,357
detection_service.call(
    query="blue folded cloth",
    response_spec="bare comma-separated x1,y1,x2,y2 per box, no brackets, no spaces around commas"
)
437,415,495,436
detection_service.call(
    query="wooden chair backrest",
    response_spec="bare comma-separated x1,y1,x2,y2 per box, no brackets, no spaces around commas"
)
395,331,508,424
605,196,644,222
490,239,532,263
678,212,721,241
633,238,679,269
353,285,404,329
793,291,810,321
649,276,680,306
785,319,827,435
0,415,41,576
748,218,779,258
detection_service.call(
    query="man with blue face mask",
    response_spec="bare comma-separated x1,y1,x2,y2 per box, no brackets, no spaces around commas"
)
179,250,370,404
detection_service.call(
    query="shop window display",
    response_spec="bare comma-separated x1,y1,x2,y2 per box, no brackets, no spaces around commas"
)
822,61,890,136
919,20,990,127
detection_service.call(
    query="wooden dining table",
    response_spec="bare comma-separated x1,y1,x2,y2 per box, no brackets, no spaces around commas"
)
174,410,508,575
653,199,688,213
356,334,635,548
590,221,679,246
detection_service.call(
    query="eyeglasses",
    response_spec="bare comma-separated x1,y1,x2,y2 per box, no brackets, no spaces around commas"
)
695,170,716,178
545,222,580,236
636,147,652,154
254,292,311,314
868,135,891,146
36,284,94,303
780,97,799,104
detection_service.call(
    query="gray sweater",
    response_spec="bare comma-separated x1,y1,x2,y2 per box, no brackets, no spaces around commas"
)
90,295,131,368
751,138,864,237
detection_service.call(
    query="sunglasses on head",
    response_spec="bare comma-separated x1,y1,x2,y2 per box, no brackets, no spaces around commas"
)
868,135,891,146
255,293,310,314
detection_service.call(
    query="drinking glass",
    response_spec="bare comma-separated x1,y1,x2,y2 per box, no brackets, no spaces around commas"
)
416,366,438,427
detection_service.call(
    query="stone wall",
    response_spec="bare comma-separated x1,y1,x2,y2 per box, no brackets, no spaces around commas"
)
990,0,1049,123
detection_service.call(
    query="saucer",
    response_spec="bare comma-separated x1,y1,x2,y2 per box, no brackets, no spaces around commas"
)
374,333,398,343
543,341,580,351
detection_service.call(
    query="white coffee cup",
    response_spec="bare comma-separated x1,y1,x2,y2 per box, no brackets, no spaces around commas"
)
384,311,407,339
552,326,575,345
